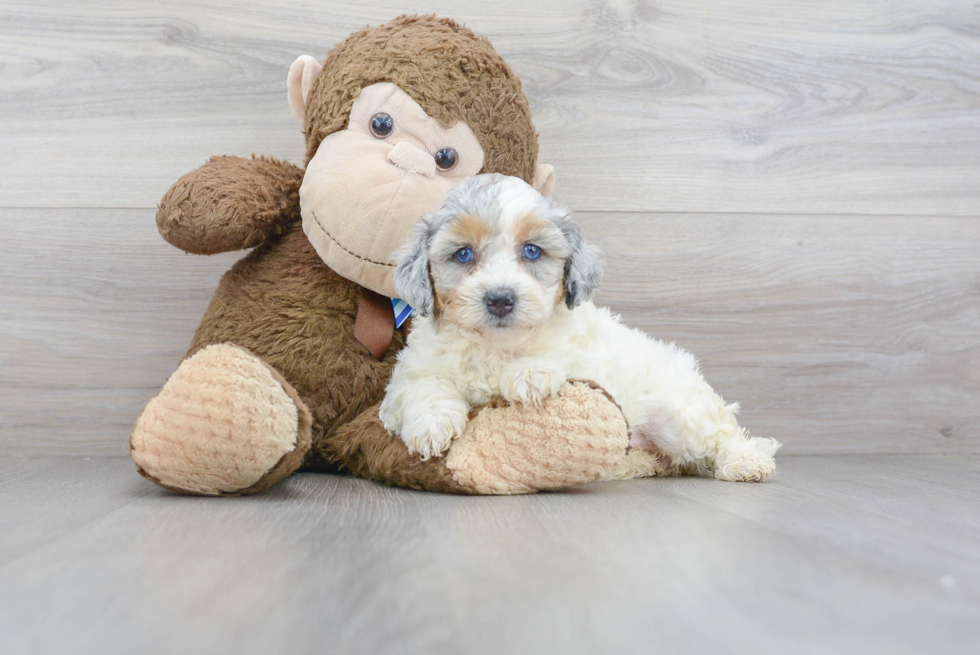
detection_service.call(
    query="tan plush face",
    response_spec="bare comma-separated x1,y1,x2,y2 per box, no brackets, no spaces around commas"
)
394,175,602,340
299,83,486,297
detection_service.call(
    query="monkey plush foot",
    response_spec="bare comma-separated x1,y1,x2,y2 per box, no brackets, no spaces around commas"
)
446,381,630,494
130,343,312,495
322,381,627,495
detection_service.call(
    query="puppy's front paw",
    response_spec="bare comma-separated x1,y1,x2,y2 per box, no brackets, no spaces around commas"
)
500,363,566,407
399,399,469,461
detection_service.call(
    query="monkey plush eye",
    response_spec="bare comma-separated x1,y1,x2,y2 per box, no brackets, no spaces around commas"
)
453,247,474,264
434,148,458,171
523,244,542,261
369,112,394,138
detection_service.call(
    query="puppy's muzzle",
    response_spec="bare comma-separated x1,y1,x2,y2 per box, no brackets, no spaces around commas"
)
485,288,516,317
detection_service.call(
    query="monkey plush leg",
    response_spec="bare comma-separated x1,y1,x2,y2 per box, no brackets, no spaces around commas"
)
130,343,312,495
326,381,629,495
156,155,305,255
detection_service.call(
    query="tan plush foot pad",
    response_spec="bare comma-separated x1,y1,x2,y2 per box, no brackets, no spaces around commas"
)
446,381,629,494
130,343,311,495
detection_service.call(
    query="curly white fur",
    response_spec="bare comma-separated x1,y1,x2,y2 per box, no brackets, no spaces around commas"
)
380,174,780,480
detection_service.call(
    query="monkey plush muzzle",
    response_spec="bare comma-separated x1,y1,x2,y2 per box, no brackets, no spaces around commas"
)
299,83,485,298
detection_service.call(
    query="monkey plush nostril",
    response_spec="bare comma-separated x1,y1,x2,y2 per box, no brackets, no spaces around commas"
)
387,141,436,178
485,289,516,317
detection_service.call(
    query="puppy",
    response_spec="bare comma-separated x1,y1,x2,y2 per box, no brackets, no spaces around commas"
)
379,174,780,482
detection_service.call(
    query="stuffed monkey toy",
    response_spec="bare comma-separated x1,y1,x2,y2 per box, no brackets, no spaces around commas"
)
130,15,634,496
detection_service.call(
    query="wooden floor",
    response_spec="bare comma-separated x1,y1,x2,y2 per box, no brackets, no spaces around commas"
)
1,455,978,655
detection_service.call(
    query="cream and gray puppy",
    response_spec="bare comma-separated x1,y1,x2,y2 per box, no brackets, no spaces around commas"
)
379,174,780,481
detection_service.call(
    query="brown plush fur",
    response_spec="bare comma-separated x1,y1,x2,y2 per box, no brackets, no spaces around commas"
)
157,156,304,255
304,15,538,183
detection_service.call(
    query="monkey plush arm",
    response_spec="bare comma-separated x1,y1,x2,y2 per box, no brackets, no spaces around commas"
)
156,155,305,255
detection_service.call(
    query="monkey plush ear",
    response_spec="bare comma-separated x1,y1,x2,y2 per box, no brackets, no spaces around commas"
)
561,218,603,309
532,164,557,198
393,218,436,317
287,55,323,125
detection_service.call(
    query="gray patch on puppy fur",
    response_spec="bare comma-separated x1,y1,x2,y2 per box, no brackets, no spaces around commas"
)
437,174,505,226
560,220,603,308
393,217,436,316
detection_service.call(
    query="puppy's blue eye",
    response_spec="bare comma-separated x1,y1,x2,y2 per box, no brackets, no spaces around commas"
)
454,247,474,264
523,244,542,261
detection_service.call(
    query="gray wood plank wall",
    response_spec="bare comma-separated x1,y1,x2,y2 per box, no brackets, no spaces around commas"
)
1,1,978,456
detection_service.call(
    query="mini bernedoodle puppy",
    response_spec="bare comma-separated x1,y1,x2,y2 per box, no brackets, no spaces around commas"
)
380,174,781,482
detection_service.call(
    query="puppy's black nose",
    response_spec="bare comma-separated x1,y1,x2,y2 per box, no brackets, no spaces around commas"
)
485,289,516,317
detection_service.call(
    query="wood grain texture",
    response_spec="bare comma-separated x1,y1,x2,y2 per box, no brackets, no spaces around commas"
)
581,212,980,454
1,455,978,655
1,0,979,214
1,208,976,456
0,207,240,454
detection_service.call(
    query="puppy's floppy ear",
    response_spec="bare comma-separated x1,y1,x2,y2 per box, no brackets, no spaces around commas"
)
560,218,603,309
394,216,435,316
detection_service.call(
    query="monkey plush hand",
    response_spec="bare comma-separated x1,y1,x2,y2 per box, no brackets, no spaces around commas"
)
129,15,629,495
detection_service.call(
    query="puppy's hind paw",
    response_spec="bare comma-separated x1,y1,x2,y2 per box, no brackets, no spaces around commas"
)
399,400,469,461
714,448,777,483
500,363,565,407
